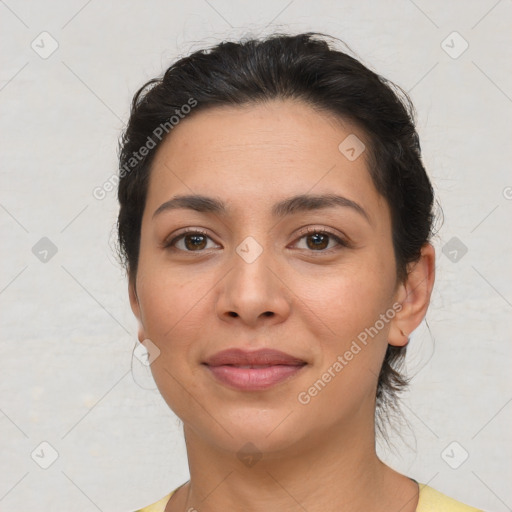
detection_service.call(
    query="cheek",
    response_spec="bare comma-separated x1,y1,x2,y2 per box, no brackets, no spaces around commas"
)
295,274,394,416
297,252,396,341
293,250,396,406
136,267,209,412
136,260,205,352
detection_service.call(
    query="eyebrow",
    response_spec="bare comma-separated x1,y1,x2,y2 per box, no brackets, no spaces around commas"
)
152,193,371,224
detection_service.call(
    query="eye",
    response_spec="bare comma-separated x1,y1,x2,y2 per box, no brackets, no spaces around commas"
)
163,230,220,252
293,227,349,252
163,227,350,254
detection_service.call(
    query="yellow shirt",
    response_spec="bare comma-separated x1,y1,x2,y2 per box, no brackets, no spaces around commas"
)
134,482,483,511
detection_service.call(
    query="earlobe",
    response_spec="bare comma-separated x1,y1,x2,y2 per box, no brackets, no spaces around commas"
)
388,243,436,347
388,322,410,347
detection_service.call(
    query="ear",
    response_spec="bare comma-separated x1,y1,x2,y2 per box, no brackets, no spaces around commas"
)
128,276,147,343
388,243,436,347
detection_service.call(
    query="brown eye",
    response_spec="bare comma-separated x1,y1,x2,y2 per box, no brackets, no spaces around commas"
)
294,228,349,252
183,233,207,251
165,230,219,252
305,232,329,250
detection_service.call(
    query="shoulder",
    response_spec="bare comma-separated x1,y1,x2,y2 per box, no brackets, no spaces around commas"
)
417,483,484,512
133,489,175,512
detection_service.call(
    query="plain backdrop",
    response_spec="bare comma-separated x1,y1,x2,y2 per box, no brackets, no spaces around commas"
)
1,1,511,511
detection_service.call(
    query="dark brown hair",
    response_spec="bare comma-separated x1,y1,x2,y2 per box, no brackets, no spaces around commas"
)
117,32,436,436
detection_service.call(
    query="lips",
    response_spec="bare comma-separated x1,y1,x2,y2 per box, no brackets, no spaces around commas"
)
203,348,306,367
203,348,307,391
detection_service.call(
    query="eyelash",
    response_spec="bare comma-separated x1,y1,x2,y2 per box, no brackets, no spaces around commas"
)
163,227,350,254
295,227,350,253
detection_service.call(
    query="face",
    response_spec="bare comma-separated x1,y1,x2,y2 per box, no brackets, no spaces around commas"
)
129,99,421,456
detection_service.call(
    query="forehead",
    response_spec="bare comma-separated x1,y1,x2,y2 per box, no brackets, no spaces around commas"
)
146,99,388,224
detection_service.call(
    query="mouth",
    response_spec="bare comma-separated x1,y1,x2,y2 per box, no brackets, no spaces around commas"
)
203,348,306,366
227,364,294,369
203,348,307,391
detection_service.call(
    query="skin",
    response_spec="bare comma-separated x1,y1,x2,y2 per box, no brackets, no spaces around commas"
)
129,99,435,512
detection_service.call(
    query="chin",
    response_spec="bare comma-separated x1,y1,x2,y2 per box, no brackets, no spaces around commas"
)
185,406,310,455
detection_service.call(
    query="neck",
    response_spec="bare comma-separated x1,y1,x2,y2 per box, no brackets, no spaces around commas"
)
171,419,419,512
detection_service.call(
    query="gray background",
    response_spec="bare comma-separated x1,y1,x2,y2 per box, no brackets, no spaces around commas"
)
1,0,511,510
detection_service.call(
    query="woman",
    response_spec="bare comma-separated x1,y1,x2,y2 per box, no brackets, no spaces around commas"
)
117,32,483,512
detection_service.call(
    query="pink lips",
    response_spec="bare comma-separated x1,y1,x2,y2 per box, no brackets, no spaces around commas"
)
203,348,307,391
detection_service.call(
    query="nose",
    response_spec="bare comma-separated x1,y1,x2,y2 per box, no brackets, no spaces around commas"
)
215,241,291,328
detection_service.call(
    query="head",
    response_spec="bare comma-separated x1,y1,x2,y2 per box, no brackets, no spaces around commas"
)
117,32,436,453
